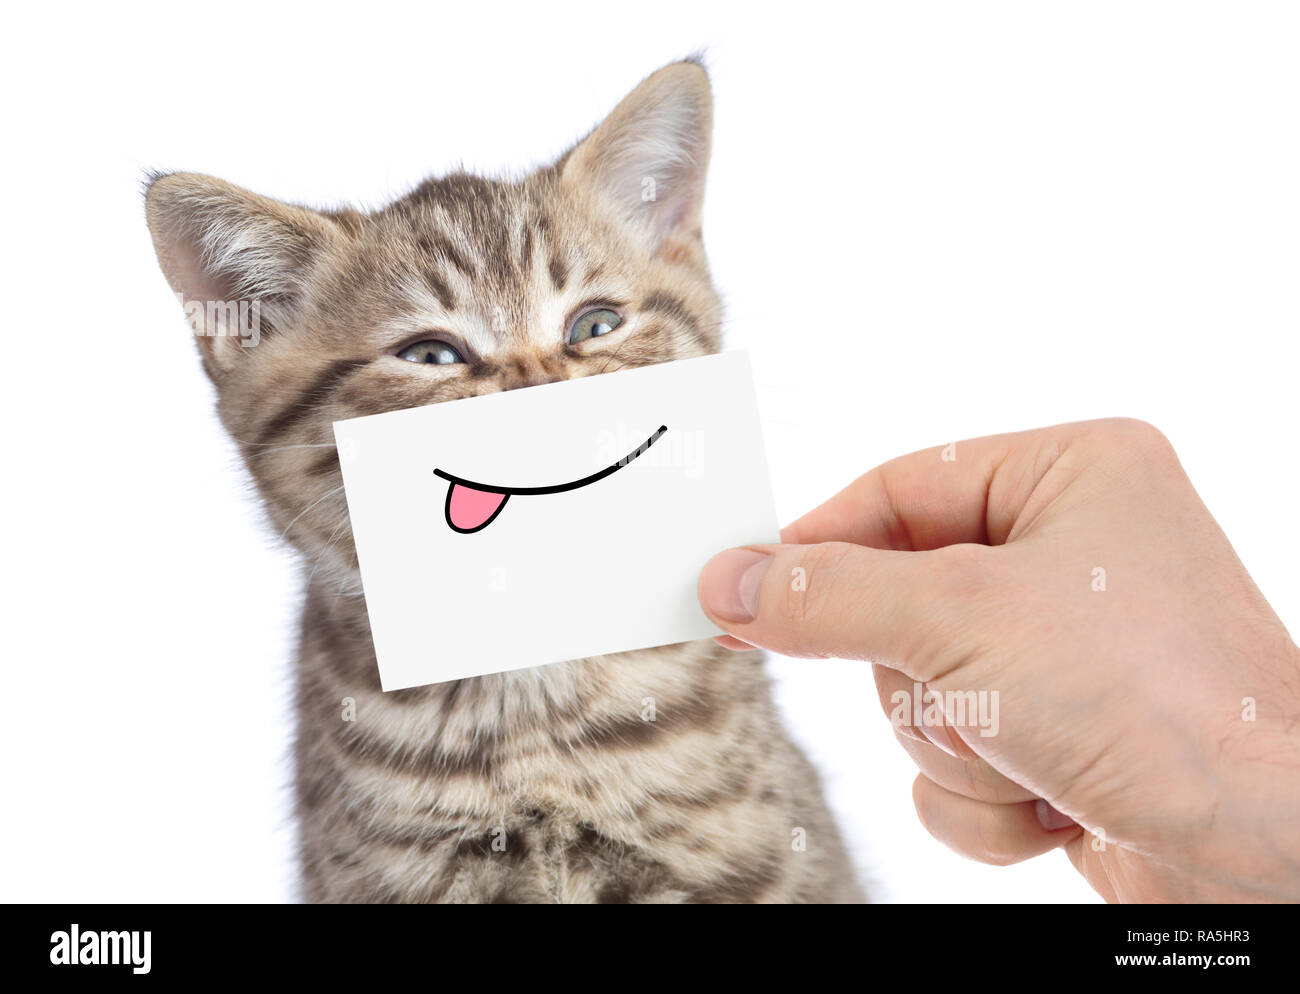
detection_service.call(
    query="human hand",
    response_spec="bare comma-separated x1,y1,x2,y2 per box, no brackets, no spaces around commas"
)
698,419,1300,902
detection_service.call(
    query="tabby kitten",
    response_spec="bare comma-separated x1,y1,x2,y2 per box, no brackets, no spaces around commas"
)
146,60,863,903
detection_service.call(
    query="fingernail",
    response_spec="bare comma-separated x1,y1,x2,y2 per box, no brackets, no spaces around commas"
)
700,549,771,623
919,720,960,759
1035,799,1076,832
714,635,757,651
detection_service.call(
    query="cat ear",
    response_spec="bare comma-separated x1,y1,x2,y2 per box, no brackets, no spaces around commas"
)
561,60,713,254
145,172,337,372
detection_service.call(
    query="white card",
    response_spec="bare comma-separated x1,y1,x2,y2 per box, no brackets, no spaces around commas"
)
333,351,779,691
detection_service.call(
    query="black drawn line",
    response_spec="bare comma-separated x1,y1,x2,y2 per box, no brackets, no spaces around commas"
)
433,425,668,496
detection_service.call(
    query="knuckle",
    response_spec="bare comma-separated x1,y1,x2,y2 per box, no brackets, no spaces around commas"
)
929,543,993,597
1102,417,1177,458
965,759,1018,805
785,541,856,629
962,759,998,804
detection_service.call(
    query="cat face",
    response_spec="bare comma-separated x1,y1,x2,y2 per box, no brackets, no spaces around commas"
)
146,61,719,583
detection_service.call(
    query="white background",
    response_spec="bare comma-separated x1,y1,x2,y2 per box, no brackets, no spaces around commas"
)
2,1,1296,903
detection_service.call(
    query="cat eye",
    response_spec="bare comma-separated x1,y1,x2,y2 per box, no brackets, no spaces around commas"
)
567,307,622,345
396,339,465,365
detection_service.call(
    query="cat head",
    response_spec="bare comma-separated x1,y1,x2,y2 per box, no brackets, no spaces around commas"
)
146,60,719,582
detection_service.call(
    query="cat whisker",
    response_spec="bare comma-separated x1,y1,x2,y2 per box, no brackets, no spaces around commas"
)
306,513,353,584
278,484,346,542
594,330,638,377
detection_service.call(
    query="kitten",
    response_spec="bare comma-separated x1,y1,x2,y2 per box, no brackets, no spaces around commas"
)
146,60,863,903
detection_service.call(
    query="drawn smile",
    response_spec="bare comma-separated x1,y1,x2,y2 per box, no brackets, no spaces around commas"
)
433,426,668,533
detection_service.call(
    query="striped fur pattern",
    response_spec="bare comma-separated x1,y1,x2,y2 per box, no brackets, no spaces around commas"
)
146,61,863,902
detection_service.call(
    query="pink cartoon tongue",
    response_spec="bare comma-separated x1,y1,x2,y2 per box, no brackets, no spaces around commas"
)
447,483,509,532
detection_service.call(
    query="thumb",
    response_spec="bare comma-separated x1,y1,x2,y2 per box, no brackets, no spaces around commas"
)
697,541,984,676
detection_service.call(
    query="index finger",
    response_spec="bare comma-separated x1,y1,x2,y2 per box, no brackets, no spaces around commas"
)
779,423,1081,551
